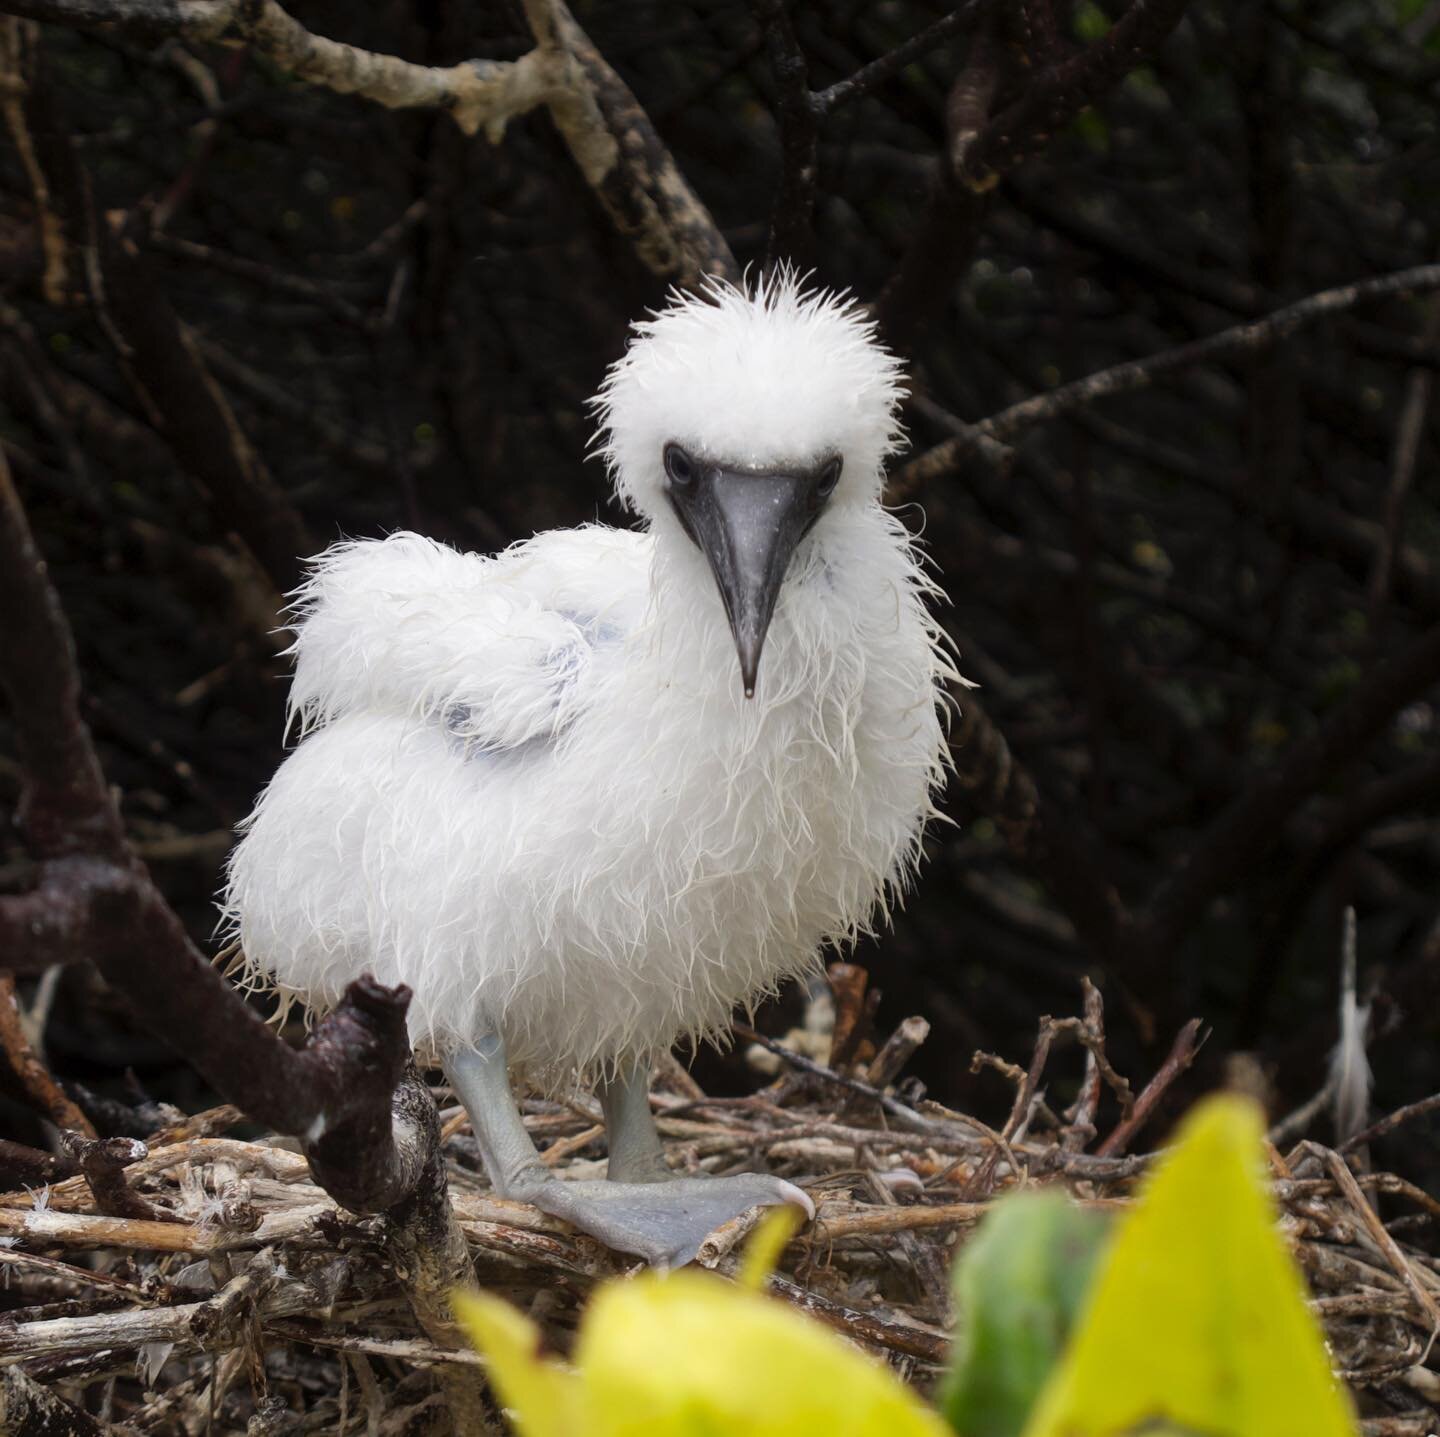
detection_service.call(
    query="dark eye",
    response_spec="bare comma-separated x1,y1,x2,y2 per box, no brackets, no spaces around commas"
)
817,456,842,496
664,443,695,486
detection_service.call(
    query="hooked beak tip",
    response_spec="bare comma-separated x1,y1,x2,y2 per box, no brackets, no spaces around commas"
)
738,643,761,699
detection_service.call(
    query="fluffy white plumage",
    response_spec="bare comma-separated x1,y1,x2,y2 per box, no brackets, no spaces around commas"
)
223,274,954,1088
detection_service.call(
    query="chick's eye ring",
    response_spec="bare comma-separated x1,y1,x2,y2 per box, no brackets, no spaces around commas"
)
817,456,842,496
664,443,695,486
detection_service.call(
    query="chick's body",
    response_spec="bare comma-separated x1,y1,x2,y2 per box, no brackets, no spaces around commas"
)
225,508,945,1086
224,276,951,1099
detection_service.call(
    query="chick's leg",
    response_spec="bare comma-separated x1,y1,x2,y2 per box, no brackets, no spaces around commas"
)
447,1038,811,1270
445,1034,551,1196
596,1060,670,1183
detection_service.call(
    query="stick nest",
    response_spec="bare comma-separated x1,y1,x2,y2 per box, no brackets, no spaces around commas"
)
1,992,1436,1437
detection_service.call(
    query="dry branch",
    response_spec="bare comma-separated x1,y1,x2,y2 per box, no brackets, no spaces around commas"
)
0,993,1430,1428
0,453,422,1217
896,261,1440,490
2,0,735,287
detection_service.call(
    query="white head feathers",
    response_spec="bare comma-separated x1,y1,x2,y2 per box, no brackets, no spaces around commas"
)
592,272,907,521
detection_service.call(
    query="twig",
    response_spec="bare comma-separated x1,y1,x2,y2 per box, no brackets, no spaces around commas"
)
1062,978,1106,1150
896,262,1440,492
1366,289,1438,629
1341,1093,1440,1155
57,1132,173,1222
732,1021,972,1140
1269,1076,1339,1148
816,1,995,113
825,962,874,1071
817,1201,988,1238
0,974,95,1135
1326,1149,1440,1358
765,1274,948,1363
865,1017,930,1091
1096,1018,1206,1157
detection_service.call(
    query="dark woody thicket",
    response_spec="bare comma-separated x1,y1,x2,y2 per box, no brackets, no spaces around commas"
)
1,0,1438,1192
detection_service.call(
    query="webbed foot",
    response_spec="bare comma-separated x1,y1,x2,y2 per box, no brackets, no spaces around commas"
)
528,1173,813,1269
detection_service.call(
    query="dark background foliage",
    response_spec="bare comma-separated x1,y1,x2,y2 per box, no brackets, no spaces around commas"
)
2,0,1438,1185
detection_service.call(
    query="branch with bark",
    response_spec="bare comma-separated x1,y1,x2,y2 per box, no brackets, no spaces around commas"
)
2,0,735,287
0,451,421,1216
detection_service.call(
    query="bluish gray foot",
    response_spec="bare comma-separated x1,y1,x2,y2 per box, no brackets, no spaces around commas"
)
527,1174,813,1268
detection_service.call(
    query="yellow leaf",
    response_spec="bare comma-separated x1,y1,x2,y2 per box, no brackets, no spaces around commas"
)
451,1288,583,1437
579,1272,950,1437
457,1269,948,1437
1021,1095,1359,1437
737,1204,804,1290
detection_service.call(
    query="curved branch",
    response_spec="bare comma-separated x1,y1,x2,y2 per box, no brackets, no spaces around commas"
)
0,452,417,1214
0,0,558,137
4,0,736,286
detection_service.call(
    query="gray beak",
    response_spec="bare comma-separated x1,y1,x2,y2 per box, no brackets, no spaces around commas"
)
664,449,839,697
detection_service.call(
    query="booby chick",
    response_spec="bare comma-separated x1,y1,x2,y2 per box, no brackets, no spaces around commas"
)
224,274,952,1266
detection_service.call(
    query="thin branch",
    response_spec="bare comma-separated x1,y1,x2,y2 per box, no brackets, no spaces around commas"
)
528,0,737,285
1366,290,1439,628
954,0,1193,190
816,0,996,113
1341,1092,1440,1155
0,974,95,1134
753,0,820,268
1095,1019,1206,1157
895,261,1440,492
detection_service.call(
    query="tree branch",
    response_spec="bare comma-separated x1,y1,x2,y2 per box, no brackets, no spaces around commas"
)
5,0,736,287
954,0,1193,191
753,0,820,268
894,261,1440,491
0,452,419,1215
815,0,996,114
0,0,558,137
529,0,737,286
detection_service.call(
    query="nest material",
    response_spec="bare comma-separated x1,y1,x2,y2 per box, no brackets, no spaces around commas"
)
0,1008,1437,1437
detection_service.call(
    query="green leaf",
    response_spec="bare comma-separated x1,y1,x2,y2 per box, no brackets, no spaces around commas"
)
1021,1095,1359,1437
939,1191,1108,1437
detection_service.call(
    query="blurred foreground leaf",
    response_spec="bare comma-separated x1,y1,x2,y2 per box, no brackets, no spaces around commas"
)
455,1211,948,1437
939,1191,1107,1437
1021,1095,1359,1437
